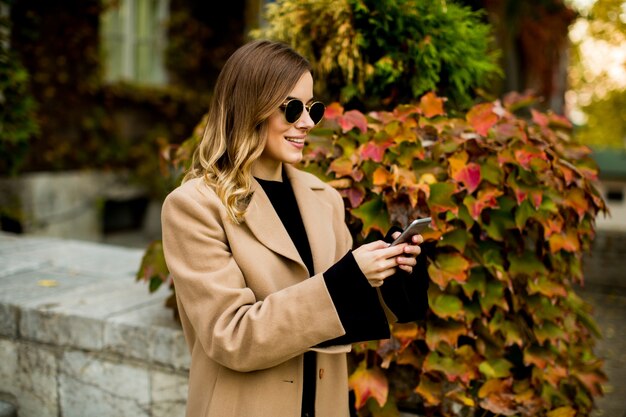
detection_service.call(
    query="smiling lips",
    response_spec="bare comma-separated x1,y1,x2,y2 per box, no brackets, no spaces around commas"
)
285,137,305,146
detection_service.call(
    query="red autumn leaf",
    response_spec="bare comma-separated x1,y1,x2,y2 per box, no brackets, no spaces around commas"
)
454,162,482,194
548,114,573,130
428,253,471,288
349,363,389,409
531,109,550,127
514,146,547,171
360,140,392,163
339,109,368,133
324,102,344,121
419,91,445,118
467,102,498,136
463,187,502,220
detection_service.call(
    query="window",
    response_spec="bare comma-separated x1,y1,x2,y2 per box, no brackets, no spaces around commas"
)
101,0,169,85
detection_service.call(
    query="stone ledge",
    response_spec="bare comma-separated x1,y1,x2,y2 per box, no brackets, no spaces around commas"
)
0,232,189,417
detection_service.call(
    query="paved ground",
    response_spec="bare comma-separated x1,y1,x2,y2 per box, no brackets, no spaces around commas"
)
577,283,626,417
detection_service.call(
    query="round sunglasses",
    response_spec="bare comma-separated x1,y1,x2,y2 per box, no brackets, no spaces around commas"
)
279,99,326,125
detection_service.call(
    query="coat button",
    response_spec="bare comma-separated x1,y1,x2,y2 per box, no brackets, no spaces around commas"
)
318,368,324,379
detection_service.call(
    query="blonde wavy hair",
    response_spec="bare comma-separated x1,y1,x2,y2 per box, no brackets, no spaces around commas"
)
183,40,312,223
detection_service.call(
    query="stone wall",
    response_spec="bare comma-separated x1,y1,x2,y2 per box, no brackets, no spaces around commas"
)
0,233,189,417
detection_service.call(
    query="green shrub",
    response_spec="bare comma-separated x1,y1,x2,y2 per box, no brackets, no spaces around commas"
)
305,92,606,416
252,0,501,110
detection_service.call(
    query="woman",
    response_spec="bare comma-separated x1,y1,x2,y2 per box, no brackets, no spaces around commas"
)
161,39,428,417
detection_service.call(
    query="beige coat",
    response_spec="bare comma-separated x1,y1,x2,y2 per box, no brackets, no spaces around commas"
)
161,164,362,417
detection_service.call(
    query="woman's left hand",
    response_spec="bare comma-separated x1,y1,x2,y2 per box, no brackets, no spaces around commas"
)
391,232,423,274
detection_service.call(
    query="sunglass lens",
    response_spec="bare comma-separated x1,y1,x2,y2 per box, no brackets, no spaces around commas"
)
284,100,304,124
309,102,325,125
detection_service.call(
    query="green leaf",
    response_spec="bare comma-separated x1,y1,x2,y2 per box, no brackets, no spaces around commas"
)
429,291,464,320
483,210,515,241
515,199,535,229
478,358,512,378
461,267,486,298
438,228,470,252
479,279,508,314
534,321,567,344
428,252,471,288
480,156,503,185
426,319,468,350
428,182,458,214
509,251,548,277
351,195,391,236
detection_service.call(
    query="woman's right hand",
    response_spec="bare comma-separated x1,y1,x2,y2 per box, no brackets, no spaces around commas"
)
351,241,408,287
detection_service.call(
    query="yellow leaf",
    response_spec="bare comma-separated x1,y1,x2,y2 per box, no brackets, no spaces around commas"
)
448,151,468,179
546,406,576,417
38,279,58,287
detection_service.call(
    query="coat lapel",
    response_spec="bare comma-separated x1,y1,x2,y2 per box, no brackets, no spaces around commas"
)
244,165,336,276
285,165,335,274
244,177,306,270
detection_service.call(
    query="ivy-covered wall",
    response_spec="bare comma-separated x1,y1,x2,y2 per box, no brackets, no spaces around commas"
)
6,0,245,197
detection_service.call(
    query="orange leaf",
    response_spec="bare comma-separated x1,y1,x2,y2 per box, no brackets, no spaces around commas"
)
548,230,581,253
419,91,445,118
349,363,389,409
373,166,393,186
467,102,498,136
339,109,368,133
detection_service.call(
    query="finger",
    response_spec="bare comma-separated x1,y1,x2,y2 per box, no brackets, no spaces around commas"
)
363,240,391,251
391,231,401,240
377,243,408,258
403,245,422,257
399,265,413,273
396,256,417,267
411,234,424,245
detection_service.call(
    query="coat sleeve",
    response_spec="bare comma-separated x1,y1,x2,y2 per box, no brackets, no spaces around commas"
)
161,185,347,372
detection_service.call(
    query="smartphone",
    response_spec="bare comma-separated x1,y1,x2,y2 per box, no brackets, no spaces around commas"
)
390,217,432,246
